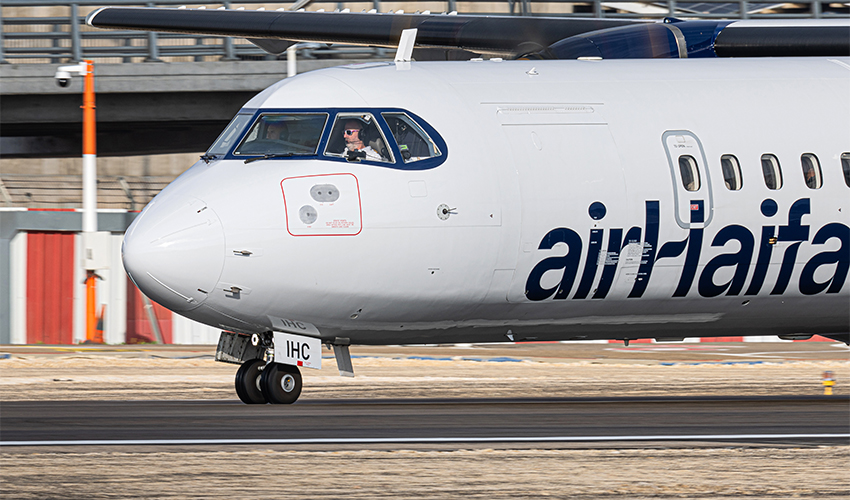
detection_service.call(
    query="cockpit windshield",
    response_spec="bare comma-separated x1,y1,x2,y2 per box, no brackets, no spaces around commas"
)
207,113,253,156
234,113,328,156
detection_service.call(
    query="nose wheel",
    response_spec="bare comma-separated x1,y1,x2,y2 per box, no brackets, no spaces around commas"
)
234,358,267,404
260,363,303,404
235,360,303,404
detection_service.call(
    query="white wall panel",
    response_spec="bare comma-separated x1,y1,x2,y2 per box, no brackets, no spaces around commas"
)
172,314,220,345
100,233,127,344
10,232,27,344
73,233,85,344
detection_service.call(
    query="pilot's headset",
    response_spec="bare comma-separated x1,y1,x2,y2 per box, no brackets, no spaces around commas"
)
350,116,371,143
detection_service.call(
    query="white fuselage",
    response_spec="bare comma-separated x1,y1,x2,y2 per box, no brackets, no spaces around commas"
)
122,57,850,344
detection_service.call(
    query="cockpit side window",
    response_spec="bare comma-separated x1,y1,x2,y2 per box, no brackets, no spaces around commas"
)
207,113,253,156
324,113,393,163
382,113,442,163
234,113,327,157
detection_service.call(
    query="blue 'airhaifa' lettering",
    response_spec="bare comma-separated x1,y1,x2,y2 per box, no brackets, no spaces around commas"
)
525,198,849,300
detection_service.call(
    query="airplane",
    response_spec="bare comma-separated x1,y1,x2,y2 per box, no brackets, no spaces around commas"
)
87,7,850,404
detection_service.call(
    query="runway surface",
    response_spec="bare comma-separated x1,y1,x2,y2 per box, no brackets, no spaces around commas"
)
3,396,848,447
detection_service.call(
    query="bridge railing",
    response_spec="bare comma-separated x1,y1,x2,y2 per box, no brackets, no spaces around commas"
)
0,173,172,209
1,0,846,64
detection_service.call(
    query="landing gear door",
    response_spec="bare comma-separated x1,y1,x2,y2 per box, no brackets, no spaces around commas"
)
662,131,713,229
273,332,322,370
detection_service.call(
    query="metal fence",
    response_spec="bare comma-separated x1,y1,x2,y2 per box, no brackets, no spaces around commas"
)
2,0,846,64
0,173,172,209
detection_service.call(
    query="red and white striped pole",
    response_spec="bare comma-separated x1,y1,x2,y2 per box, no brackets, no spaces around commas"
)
56,60,101,343
81,60,97,234
81,60,99,343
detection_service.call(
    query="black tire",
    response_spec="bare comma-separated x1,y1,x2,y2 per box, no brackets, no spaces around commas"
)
260,363,302,404
235,359,267,404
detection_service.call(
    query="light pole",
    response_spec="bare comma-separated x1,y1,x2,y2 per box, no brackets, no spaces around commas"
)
55,60,105,343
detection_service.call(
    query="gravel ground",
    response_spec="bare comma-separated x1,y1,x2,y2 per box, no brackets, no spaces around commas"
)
0,344,847,400
1,343,848,499
1,446,848,499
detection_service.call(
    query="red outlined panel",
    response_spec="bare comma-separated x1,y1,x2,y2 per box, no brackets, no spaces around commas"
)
281,173,362,236
26,232,74,344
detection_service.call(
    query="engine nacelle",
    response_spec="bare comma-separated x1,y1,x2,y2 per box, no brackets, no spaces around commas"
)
528,19,850,60
528,20,723,60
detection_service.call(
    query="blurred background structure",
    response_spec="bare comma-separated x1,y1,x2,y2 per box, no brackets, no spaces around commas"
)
1,0,848,344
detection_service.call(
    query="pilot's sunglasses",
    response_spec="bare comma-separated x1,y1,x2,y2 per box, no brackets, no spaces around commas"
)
344,129,361,136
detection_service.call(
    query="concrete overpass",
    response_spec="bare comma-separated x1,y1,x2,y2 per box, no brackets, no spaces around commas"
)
0,59,364,157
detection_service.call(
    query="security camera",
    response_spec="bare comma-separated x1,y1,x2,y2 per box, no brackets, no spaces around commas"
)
55,70,71,87
54,64,87,88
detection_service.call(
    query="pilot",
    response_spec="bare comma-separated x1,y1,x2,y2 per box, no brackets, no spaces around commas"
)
266,122,288,141
342,120,382,161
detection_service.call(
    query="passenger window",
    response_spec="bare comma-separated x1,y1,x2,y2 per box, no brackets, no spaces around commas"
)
207,113,253,155
761,154,783,190
234,113,327,156
382,112,442,163
841,153,850,188
720,155,742,191
801,153,822,189
324,113,393,163
678,155,700,191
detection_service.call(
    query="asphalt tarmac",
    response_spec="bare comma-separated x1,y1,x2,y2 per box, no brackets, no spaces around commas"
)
2,341,848,449
3,396,848,447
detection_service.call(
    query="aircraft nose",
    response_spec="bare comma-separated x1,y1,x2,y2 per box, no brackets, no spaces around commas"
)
122,197,225,312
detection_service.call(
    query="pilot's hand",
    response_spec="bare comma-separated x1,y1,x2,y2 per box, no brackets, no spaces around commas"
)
346,150,366,162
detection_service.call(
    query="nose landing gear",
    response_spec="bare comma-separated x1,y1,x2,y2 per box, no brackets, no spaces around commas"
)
219,331,331,405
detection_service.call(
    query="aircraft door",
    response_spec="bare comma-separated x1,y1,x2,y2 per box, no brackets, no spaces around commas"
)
662,131,714,229
502,122,627,303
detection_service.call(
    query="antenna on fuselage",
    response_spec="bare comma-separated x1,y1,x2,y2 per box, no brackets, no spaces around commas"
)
395,28,417,64
289,0,314,10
